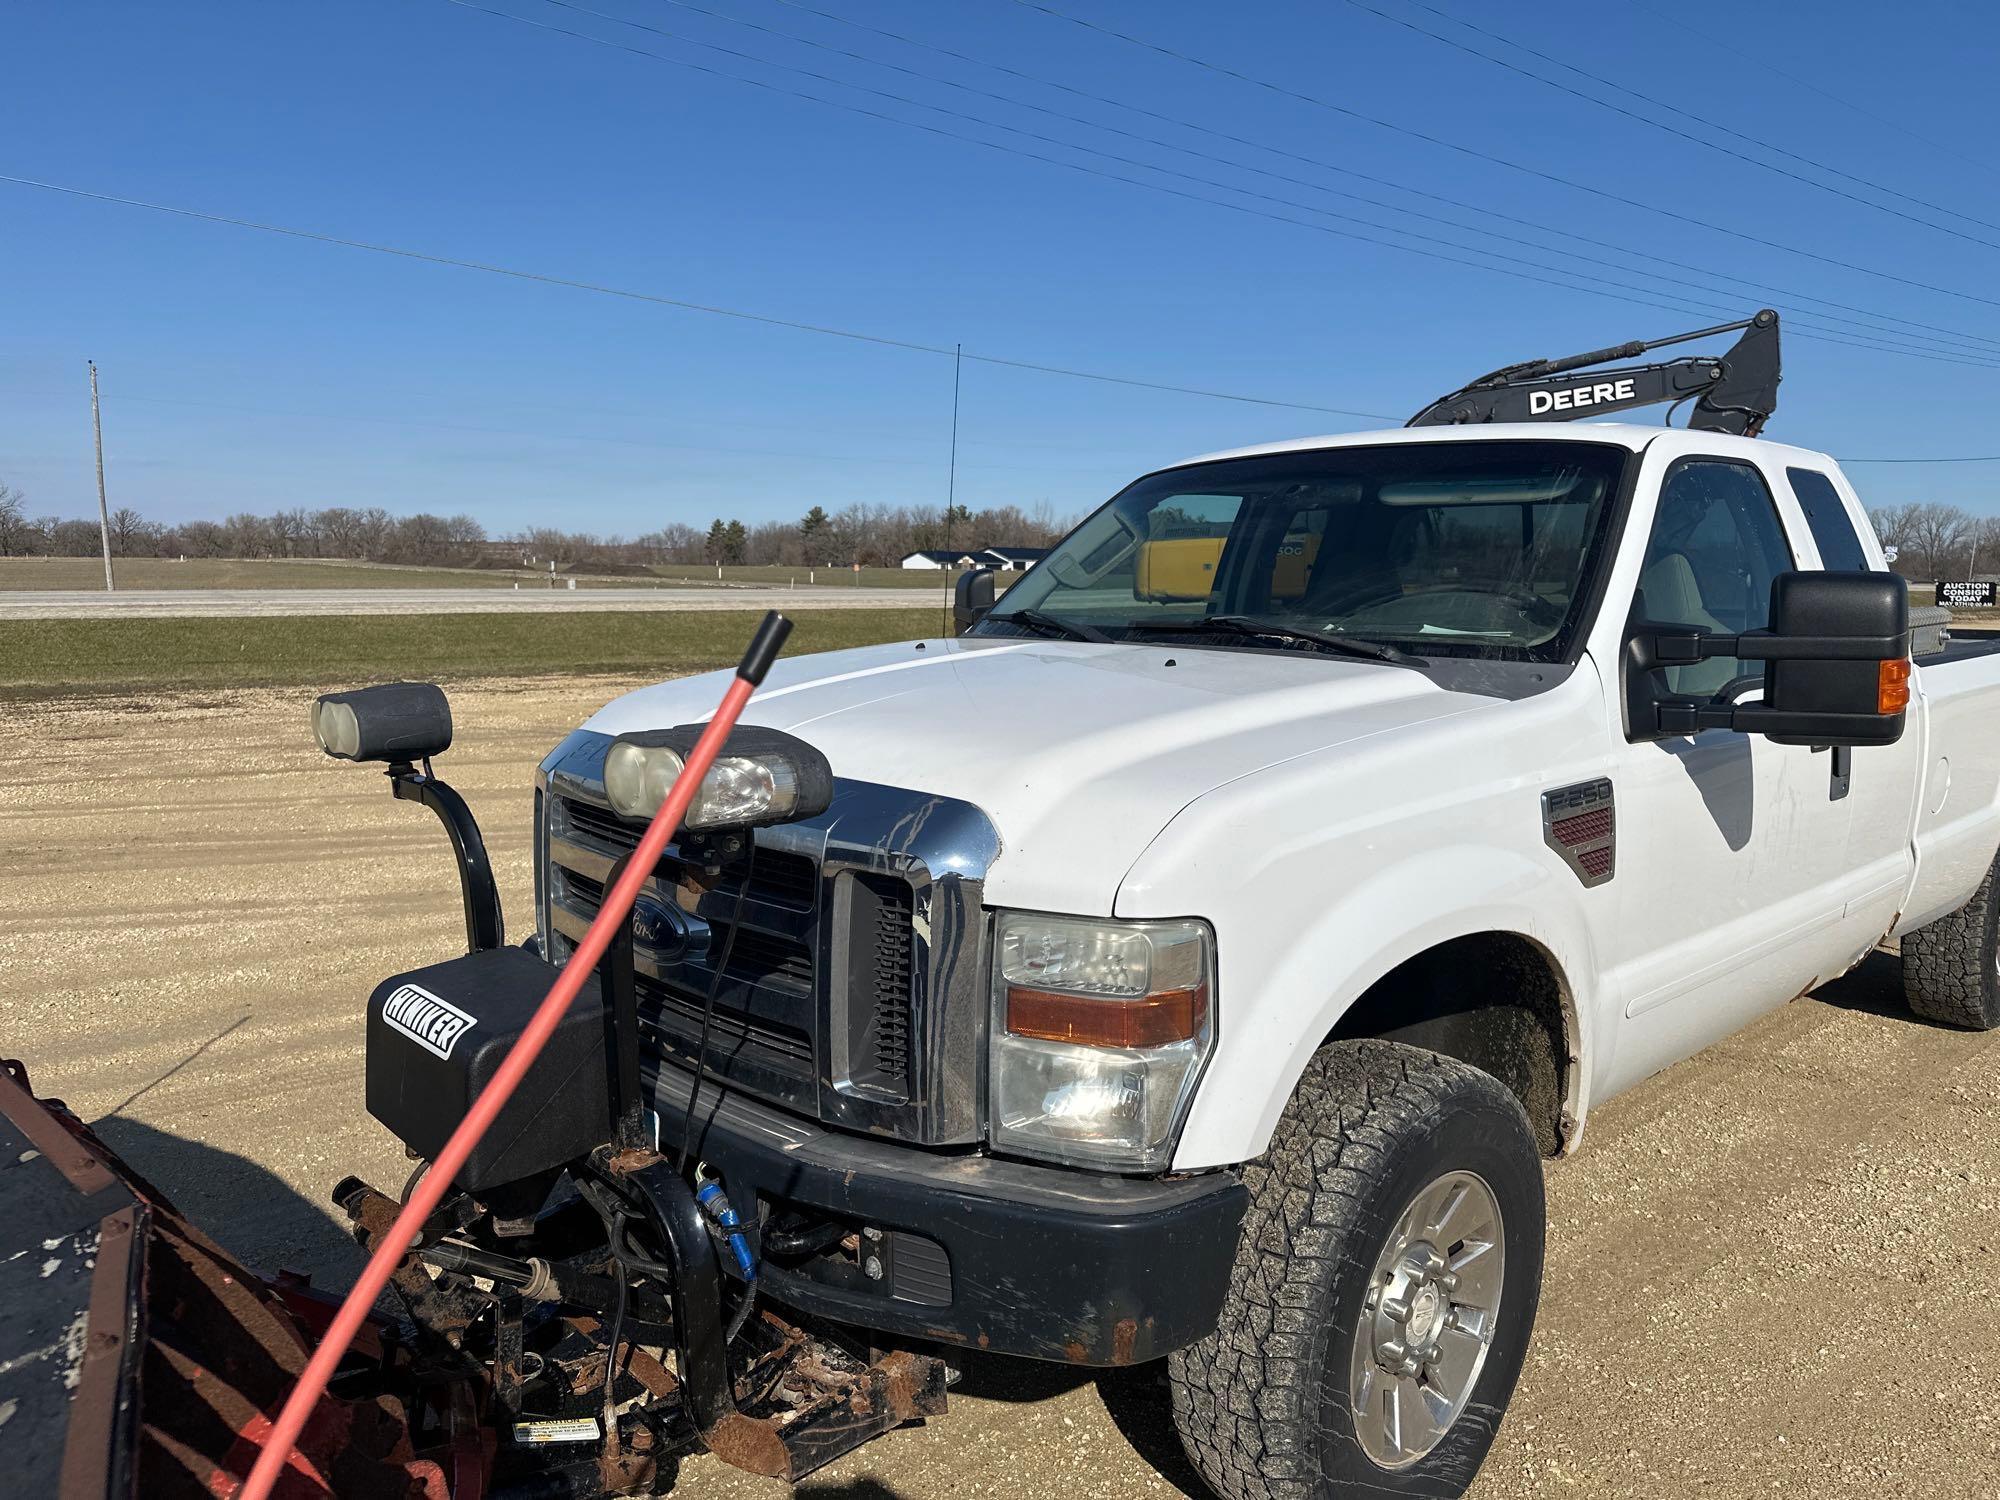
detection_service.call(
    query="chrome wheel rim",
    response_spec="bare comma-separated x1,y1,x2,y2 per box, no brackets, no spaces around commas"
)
1346,1169,1505,1470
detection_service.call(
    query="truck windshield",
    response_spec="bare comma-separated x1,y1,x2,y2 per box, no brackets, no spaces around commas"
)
981,439,1629,661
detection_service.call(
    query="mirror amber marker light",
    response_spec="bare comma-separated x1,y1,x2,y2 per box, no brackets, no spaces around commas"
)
1879,658,1912,715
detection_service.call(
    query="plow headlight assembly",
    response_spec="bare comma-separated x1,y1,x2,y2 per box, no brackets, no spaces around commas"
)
311,682,453,763
989,913,1214,1172
603,724,834,831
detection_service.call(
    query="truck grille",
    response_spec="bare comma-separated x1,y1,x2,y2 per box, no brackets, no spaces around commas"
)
558,798,820,910
536,730,1000,1144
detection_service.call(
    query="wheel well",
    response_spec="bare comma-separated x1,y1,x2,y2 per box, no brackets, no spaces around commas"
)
1326,932,1576,1155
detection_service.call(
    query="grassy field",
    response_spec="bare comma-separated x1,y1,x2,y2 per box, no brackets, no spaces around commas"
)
0,608,938,696
0,557,538,590
0,556,1002,592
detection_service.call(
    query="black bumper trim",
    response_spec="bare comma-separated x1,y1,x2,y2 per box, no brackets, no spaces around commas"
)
647,1062,1246,1366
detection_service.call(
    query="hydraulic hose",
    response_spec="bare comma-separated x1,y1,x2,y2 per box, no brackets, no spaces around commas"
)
240,612,793,1500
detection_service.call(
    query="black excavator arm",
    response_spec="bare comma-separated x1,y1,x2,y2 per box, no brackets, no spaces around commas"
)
1408,309,1780,436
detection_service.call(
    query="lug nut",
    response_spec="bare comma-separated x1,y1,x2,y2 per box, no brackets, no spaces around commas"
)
1382,1296,1412,1323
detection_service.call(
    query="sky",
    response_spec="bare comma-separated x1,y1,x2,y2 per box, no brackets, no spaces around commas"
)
4,0,2000,538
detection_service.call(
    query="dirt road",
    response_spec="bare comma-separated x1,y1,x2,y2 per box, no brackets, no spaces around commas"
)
3,681,1995,1499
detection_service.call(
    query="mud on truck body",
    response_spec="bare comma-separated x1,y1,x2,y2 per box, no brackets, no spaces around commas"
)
22,314,2000,1499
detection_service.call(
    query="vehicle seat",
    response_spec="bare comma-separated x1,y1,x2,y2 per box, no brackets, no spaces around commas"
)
1639,552,1736,697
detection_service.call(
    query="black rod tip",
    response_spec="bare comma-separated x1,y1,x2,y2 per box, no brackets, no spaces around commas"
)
737,611,792,685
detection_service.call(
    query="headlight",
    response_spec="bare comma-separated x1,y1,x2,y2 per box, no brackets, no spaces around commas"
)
602,725,834,831
988,912,1214,1172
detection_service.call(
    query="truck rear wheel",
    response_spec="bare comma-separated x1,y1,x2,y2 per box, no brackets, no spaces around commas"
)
1168,1040,1544,1500
1902,854,2000,1030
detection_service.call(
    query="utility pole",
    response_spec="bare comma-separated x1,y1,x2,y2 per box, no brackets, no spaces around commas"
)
942,343,961,638
88,361,116,591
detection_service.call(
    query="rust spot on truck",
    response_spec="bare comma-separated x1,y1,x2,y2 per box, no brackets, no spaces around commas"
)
1110,1318,1141,1366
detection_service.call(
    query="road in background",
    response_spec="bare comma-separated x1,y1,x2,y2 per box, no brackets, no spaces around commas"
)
0,585,939,619
5,680,1997,1499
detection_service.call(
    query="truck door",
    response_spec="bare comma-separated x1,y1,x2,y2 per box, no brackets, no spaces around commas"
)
1782,463,1922,940
1597,454,1860,1096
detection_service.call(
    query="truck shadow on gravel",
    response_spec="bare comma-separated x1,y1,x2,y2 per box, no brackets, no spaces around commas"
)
1809,948,1960,1029
85,1114,369,1286
945,1351,1211,1497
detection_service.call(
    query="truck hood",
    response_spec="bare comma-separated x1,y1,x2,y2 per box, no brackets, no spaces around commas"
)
582,636,1489,914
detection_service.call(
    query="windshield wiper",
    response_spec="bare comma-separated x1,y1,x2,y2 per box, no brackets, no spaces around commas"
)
999,608,1113,643
1124,615,1425,668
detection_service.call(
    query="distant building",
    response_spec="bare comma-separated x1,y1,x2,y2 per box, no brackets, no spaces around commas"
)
900,549,986,570
976,546,1048,572
900,546,1050,571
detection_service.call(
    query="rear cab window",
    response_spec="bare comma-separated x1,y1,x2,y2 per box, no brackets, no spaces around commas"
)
1785,467,1873,571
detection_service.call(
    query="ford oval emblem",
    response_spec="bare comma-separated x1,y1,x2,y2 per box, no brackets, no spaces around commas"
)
631,895,709,961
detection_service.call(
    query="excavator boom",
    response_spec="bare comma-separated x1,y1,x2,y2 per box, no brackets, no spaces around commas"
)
1408,309,1780,436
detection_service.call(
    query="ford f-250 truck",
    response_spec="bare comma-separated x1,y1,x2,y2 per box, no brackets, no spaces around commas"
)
317,315,2000,1498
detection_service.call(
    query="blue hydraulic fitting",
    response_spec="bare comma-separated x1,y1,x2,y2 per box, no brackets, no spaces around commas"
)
694,1168,757,1283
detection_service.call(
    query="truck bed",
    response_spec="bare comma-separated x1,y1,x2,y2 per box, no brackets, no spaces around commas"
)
1929,628,2000,667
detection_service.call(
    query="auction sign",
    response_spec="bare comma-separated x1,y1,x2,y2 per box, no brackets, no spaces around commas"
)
1935,580,1998,608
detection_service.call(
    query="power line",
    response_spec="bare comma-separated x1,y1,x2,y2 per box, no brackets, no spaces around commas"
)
1636,5,2000,185
759,0,2000,357
447,0,2000,368
0,172,1399,420
1344,0,2000,251
1839,455,2000,465
657,0,2000,361
1003,0,2000,316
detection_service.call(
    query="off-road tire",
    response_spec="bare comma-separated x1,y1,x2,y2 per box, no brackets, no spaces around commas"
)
1168,1040,1545,1500
1902,854,2000,1030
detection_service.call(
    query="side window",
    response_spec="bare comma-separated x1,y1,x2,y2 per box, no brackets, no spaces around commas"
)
1785,467,1872,571
1637,460,1796,697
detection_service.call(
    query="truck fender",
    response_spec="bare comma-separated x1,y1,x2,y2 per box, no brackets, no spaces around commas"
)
1170,843,1600,1171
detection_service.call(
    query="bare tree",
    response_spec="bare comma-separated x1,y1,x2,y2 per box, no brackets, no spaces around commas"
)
107,506,153,555
0,482,32,556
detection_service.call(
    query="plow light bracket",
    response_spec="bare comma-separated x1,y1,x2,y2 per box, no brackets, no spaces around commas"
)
309,680,502,953
312,681,454,763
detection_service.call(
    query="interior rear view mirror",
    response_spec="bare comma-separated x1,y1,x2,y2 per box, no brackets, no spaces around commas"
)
1627,571,1910,747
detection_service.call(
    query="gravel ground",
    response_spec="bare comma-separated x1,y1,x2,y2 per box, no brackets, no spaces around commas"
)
3,680,1996,1499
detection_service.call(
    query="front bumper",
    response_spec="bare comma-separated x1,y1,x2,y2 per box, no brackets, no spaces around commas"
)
650,1061,1247,1366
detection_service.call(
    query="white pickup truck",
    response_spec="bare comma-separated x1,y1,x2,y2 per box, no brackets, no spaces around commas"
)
520,410,2000,1498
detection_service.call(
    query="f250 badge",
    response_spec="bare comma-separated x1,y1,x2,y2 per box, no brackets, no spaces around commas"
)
1541,778,1615,888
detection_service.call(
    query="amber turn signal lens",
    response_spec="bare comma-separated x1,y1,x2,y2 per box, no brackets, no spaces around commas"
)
1005,984,1209,1049
1878,657,1912,715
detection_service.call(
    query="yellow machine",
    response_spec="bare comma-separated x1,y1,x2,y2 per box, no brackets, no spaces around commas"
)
1136,533,1319,602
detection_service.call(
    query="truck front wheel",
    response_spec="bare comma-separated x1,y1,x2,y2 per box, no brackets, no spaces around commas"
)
1168,1040,1545,1499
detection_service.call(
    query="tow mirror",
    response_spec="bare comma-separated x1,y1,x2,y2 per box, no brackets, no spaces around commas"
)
1629,571,1910,747
953,567,996,634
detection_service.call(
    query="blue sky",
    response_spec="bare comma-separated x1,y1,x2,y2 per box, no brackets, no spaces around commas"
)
4,0,1998,536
